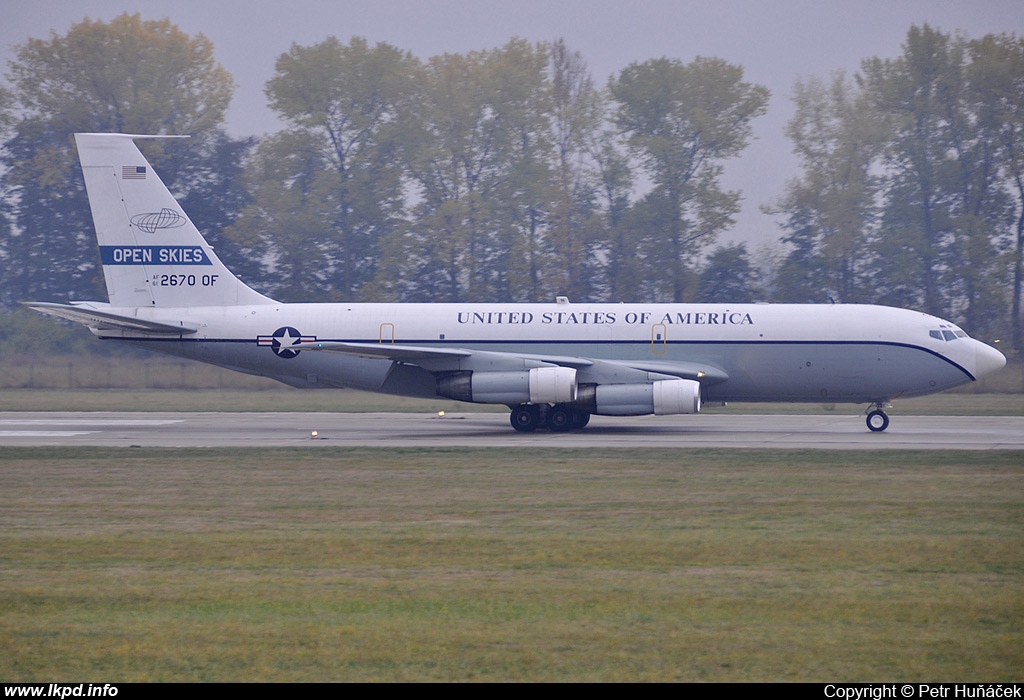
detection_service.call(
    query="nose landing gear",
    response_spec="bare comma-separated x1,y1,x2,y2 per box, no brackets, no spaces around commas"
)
865,403,891,432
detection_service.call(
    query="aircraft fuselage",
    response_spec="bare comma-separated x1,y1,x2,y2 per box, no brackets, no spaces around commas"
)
97,301,999,405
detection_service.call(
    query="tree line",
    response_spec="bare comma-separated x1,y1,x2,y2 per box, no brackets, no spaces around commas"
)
1,14,1021,349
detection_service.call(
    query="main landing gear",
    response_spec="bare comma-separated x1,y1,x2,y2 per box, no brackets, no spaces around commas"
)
865,403,891,432
510,403,591,433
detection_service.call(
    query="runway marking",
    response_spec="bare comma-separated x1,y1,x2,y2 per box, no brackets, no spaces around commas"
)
2,431,99,437
1,418,183,439
0,419,183,426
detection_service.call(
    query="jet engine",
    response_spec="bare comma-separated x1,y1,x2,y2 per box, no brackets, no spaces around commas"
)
576,379,701,416
437,366,578,405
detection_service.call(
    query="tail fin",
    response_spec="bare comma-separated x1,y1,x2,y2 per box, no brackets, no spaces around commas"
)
75,133,275,307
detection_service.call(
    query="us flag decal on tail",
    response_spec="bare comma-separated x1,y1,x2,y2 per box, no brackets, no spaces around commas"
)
122,165,147,179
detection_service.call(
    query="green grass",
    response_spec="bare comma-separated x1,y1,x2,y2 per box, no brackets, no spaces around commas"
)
2,447,1021,681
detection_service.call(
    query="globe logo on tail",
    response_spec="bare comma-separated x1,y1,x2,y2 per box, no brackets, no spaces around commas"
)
130,208,186,234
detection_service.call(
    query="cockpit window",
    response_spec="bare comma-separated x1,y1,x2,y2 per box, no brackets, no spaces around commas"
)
930,328,968,341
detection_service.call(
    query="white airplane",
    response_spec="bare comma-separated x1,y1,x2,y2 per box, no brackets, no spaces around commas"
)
27,133,1007,433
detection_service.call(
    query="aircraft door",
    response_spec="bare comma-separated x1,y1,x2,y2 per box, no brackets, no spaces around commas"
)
379,322,395,344
651,323,667,355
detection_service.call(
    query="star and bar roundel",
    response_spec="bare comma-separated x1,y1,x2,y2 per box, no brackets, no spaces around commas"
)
256,327,316,359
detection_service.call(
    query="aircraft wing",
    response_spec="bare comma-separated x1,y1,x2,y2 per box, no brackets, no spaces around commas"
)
607,359,729,384
306,341,473,361
23,302,198,335
306,341,727,384
308,341,594,367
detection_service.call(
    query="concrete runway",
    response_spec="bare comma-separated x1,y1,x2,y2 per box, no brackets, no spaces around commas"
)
1,411,1023,449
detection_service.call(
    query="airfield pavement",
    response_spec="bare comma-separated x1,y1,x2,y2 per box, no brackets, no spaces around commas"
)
1,411,1023,449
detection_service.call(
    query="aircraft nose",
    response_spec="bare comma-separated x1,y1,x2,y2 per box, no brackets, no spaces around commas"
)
974,340,1006,379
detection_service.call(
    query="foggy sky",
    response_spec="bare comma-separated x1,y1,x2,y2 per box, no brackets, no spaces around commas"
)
4,0,1023,250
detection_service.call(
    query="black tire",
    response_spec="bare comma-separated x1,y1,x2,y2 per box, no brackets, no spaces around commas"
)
510,404,541,432
866,409,890,432
548,405,574,432
571,409,591,429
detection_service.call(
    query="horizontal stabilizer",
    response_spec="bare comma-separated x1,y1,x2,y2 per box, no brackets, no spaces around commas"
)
23,302,197,335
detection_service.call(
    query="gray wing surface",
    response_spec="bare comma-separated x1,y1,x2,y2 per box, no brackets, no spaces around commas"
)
309,342,727,384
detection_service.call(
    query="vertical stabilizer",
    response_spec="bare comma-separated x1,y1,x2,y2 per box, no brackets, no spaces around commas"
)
75,133,275,307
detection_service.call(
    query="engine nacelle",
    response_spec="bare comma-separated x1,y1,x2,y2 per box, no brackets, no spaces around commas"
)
577,379,702,416
437,366,578,405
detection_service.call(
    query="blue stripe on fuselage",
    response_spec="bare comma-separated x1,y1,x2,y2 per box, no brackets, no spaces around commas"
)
95,336,977,383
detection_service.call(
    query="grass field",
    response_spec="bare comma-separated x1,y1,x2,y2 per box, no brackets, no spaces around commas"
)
2,447,1021,681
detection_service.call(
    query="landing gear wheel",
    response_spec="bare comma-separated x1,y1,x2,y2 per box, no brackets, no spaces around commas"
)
866,409,889,432
571,410,591,429
510,404,541,432
548,405,574,432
